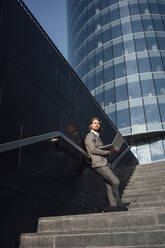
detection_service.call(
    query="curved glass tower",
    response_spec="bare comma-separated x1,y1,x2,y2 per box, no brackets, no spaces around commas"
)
67,0,165,164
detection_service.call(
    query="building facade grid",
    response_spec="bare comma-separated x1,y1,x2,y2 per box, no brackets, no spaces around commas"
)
67,0,165,164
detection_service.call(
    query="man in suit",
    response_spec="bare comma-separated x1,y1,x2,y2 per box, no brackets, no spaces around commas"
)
85,117,126,211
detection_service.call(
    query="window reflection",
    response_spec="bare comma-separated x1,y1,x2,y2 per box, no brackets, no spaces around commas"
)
137,53,151,73
129,1,140,15
123,35,135,55
88,3,95,21
105,105,116,126
95,30,102,49
102,25,111,43
130,99,145,125
149,52,164,72
127,75,141,99
134,33,147,52
95,67,103,87
146,35,158,51
150,140,165,161
139,2,150,14
113,38,123,58
149,2,159,14
115,78,128,102
144,97,161,125
105,82,115,106
111,21,121,39
114,57,125,79
102,10,110,26
121,18,132,35
88,71,95,91
142,16,154,32
88,52,95,72
88,20,95,37
88,35,95,53
119,2,130,18
82,59,88,77
95,48,103,67
132,16,143,33
154,73,165,96
103,42,113,62
104,61,114,83
158,2,165,15
95,86,104,108
157,36,165,50
140,74,156,97
125,55,138,75
153,17,164,31
101,1,109,11
137,144,151,164
110,5,120,22
116,102,131,129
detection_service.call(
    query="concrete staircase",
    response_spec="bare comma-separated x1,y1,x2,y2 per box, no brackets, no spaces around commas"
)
20,161,165,248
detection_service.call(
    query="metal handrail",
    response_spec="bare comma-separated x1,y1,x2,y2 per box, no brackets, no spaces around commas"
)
0,131,89,158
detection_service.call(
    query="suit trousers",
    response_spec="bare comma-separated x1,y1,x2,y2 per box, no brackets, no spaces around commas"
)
94,165,121,206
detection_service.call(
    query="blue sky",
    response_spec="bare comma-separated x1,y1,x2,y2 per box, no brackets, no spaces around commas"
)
23,0,68,59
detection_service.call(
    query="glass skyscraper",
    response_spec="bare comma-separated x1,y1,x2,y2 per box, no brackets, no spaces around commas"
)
67,0,165,164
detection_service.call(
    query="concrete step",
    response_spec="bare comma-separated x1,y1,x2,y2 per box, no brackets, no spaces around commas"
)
123,186,165,197
128,201,165,210
20,229,165,248
125,180,165,190
132,164,165,174
21,224,165,237
134,162,165,170
130,171,165,180
128,174,165,183
122,192,165,203
37,210,165,234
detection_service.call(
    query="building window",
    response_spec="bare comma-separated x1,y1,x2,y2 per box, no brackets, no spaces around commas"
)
123,35,135,55
111,21,121,39
137,144,151,164
113,38,123,58
103,42,113,62
105,105,116,126
114,57,125,79
127,74,141,99
125,54,138,76
115,78,128,102
153,73,165,96
104,60,114,83
116,101,130,129
143,97,161,130
140,73,156,97
150,140,165,161
137,52,151,73
149,51,164,72
130,98,145,126
105,82,115,106
132,16,143,33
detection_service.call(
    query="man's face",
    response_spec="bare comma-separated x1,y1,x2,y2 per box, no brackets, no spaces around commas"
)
90,119,101,132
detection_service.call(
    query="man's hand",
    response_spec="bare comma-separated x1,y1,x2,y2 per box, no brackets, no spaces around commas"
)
110,146,119,153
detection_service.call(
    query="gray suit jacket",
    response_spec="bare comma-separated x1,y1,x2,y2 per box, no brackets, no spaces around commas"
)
85,131,111,168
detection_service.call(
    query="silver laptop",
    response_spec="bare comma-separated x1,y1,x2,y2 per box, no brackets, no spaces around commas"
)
99,132,124,151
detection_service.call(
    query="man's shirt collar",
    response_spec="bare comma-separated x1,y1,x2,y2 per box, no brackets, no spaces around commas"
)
91,130,99,137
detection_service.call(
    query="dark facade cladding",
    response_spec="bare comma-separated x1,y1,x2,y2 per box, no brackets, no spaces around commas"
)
67,0,165,164
0,0,137,247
